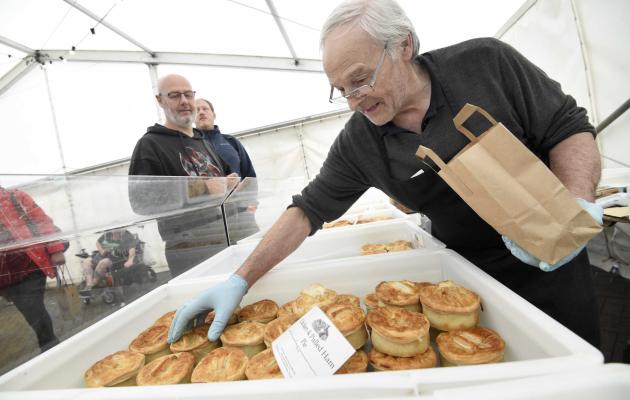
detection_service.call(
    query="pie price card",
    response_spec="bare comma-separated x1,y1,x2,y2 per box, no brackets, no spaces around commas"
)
272,306,355,378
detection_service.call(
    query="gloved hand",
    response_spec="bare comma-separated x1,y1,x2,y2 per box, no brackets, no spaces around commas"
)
167,274,248,343
502,198,603,272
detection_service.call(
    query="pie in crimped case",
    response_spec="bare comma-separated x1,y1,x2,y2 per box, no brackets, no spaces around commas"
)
220,321,267,358
169,324,220,363
152,310,176,328
368,346,437,371
84,351,145,387
299,283,338,308
264,314,299,347
335,350,369,374
361,243,389,255
335,293,361,308
436,326,505,366
244,348,284,380
191,346,249,382
366,306,430,357
375,280,421,312
204,306,240,326
135,352,195,385
237,299,279,323
324,303,368,350
418,280,480,331
363,293,383,313
128,324,171,363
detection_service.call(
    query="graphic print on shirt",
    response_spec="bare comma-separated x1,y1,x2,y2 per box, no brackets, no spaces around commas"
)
180,147,222,177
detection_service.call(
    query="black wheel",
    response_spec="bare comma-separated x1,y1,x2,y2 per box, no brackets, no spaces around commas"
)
103,290,115,304
82,297,91,305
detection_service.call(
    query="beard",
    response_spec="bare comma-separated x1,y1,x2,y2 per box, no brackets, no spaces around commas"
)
165,106,196,128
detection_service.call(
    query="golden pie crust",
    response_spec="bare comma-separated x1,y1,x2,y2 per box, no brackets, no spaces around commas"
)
418,281,480,330
204,306,240,326
335,350,368,374
386,240,413,252
356,216,392,224
169,324,219,362
375,280,421,307
136,352,195,386
152,310,176,328
264,314,299,347
237,299,279,323
418,281,480,313
324,304,368,349
361,243,388,255
220,321,266,347
84,351,145,387
245,348,283,380
299,283,338,308
364,293,382,312
367,307,429,344
277,298,312,319
335,294,361,308
191,346,248,382
323,219,353,229
436,327,505,366
129,325,169,357
368,347,437,371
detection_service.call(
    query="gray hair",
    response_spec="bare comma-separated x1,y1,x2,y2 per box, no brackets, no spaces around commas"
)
320,0,420,58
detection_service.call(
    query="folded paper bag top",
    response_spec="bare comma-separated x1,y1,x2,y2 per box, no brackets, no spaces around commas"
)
416,103,601,265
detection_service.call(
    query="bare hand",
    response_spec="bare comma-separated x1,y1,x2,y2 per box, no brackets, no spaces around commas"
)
124,260,133,268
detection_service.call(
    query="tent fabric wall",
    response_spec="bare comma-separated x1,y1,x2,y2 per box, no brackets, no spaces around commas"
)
499,0,630,169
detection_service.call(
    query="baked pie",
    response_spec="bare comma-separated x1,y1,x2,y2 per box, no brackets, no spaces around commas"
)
84,351,145,387
191,346,248,382
237,299,279,324
244,348,283,380
375,280,421,312
367,306,430,357
129,324,171,363
418,280,480,331
136,352,195,385
220,321,266,358
436,327,505,366
368,347,436,371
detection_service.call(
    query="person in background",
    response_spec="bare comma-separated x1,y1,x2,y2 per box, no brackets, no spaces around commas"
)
168,0,603,349
195,98,259,241
79,229,137,297
129,74,237,277
195,98,256,180
0,186,65,352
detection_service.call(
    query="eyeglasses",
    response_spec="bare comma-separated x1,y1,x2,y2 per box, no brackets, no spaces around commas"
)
329,45,388,104
161,91,196,101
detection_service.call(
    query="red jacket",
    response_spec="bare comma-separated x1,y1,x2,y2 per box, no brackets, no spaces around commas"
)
0,188,65,287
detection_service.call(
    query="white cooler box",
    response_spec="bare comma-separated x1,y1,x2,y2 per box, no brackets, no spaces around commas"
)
420,363,630,400
0,250,602,399
239,207,414,243
173,219,444,282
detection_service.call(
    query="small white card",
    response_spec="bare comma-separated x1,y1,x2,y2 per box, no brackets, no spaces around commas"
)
272,306,355,378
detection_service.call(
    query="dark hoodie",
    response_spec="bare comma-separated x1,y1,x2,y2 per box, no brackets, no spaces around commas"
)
129,124,230,177
128,124,232,243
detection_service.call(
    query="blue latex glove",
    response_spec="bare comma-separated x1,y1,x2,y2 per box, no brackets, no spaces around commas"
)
502,198,603,272
167,274,248,343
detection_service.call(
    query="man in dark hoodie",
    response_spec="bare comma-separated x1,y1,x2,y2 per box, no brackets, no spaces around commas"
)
129,74,237,277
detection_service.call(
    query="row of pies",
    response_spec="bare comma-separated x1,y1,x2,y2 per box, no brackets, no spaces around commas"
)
323,215,393,229
360,240,414,255
84,280,505,387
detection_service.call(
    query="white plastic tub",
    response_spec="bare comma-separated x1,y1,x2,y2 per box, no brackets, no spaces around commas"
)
0,250,602,399
420,363,630,399
239,207,414,243
172,219,444,282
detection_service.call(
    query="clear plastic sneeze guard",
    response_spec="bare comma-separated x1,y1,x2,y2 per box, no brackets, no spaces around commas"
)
0,174,239,376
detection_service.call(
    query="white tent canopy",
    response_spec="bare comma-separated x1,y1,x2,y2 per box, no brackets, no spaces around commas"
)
0,0,525,175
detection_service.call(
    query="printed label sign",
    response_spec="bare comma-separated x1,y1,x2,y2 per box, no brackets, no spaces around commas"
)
272,306,355,378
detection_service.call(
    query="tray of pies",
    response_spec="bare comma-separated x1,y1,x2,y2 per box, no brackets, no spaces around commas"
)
0,249,602,399
172,218,444,283
239,207,417,243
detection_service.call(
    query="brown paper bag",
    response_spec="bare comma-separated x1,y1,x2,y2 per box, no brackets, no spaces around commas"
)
416,103,601,264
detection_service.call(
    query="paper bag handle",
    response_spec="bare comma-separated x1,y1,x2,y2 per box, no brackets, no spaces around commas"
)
453,103,498,143
416,145,473,196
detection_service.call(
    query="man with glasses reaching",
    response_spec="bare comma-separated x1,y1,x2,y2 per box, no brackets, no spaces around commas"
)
129,74,237,277
168,0,603,349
